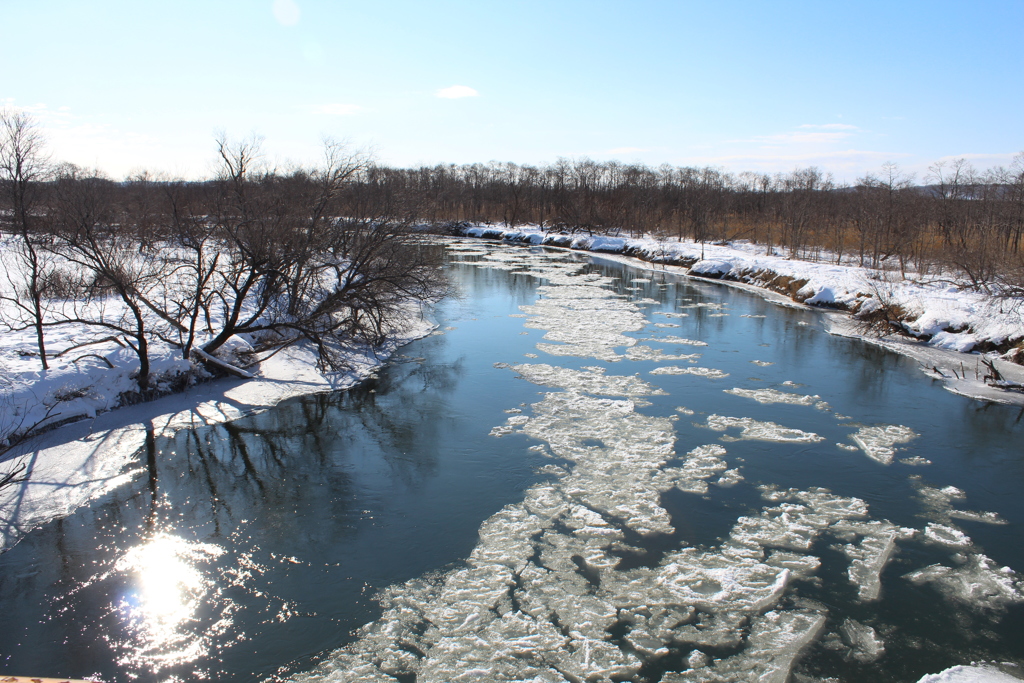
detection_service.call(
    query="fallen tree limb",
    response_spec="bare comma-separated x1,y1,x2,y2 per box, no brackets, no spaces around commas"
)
192,347,256,379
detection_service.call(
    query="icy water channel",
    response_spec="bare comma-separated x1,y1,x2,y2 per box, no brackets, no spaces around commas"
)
2,240,1023,683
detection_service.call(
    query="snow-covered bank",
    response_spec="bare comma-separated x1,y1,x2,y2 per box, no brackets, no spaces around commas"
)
0,316,433,553
458,225,1024,404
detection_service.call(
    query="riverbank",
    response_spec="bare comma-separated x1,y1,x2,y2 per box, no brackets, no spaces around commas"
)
455,225,1024,405
0,314,433,552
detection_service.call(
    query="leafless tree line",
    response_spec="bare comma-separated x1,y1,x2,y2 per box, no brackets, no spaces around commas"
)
3,106,1022,396
1,112,447,398
386,155,1024,289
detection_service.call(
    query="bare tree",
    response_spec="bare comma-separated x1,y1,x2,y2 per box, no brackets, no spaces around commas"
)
48,166,167,395
0,109,52,369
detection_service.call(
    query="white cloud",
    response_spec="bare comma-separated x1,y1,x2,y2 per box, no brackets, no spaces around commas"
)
272,0,300,26
436,85,479,99
312,103,363,116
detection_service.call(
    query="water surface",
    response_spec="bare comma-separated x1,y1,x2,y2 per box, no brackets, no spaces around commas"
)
1,240,1022,683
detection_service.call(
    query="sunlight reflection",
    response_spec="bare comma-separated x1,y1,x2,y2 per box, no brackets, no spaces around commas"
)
113,532,226,670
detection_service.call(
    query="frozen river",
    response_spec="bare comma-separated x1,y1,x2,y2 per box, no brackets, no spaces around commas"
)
1,240,1023,682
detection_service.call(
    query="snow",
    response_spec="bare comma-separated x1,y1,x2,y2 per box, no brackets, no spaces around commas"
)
917,665,1024,683
0,317,433,553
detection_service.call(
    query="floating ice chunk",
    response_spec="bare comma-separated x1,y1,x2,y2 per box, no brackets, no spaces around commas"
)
510,363,666,397
652,366,729,379
655,322,681,328
750,359,774,366
643,336,709,346
708,313,729,318
661,609,826,683
900,455,933,466
766,551,821,580
715,468,744,488
654,444,731,495
657,551,792,611
917,664,1024,683
837,443,859,452
724,387,821,406
620,604,697,657
904,553,1024,612
924,523,972,548
415,611,575,683
848,424,919,465
489,406,531,435
518,283,649,361
624,346,702,362
911,476,1008,526
838,618,885,663
655,311,690,318
831,520,907,601
741,314,767,319
704,415,825,443
520,392,678,536
676,406,695,415
949,509,1008,525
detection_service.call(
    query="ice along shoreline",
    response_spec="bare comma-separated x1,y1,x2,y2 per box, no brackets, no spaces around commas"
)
453,226,1024,406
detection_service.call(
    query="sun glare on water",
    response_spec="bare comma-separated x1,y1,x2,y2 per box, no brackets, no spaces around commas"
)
112,533,228,671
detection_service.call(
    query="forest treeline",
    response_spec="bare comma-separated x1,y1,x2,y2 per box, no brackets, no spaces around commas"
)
2,107,1023,393
379,155,1024,292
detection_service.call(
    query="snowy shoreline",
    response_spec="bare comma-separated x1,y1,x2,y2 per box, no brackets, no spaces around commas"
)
454,226,1024,406
0,316,434,553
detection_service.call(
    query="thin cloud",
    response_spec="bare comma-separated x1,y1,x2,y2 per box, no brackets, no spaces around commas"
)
797,123,860,131
728,124,862,148
935,152,1019,162
312,103,363,116
272,0,301,26
436,85,479,99
751,131,856,146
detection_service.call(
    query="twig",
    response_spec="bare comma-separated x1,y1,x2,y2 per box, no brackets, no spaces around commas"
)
0,462,28,489
71,353,115,368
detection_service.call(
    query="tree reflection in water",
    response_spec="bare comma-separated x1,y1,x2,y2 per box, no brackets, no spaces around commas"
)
0,322,530,683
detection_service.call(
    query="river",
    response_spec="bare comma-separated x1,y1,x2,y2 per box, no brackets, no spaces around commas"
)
1,239,1022,682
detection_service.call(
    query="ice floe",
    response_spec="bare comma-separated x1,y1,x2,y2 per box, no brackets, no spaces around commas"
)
509,363,666,398
905,553,1024,612
831,520,912,601
917,664,1024,683
651,366,729,379
724,387,827,409
643,336,709,346
848,424,919,464
703,415,825,443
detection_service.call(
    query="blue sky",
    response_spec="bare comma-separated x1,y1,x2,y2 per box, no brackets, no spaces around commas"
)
3,0,1022,182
